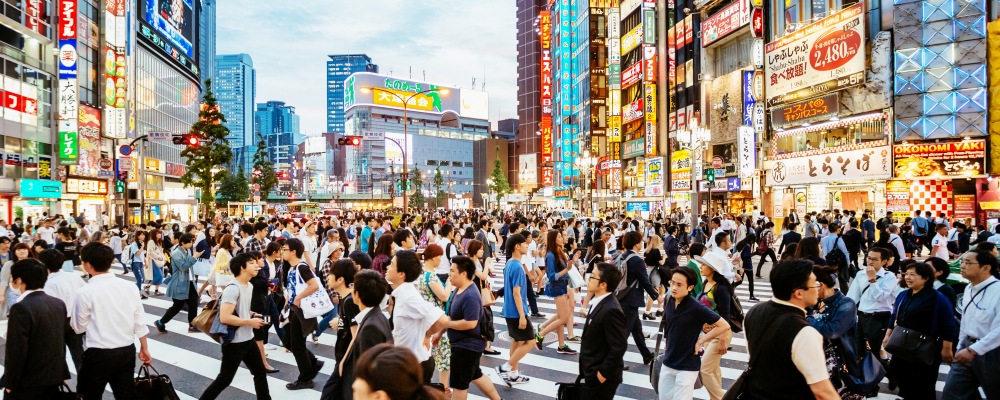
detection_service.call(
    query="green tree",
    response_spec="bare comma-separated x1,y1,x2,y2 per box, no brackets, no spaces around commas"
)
180,79,233,219
409,166,425,209
488,146,511,209
216,168,251,204
250,132,277,201
433,166,445,208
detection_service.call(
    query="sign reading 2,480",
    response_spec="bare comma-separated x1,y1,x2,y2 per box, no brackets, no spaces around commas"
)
810,19,862,71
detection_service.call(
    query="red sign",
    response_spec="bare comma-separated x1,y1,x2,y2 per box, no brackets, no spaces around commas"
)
23,0,45,36
541,122,553,163
539,10,553,173
541,168,554,186
622,62,642,88
701,0,751,47
643,46,657,82
751,8,764,38
58,0,77,40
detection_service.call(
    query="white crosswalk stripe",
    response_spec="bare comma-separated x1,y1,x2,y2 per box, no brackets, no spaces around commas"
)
0,258,951,399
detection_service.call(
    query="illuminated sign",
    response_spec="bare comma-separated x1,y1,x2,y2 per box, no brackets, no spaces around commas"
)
372,88,438,112
20,179,63,199
765,3,865,106
622,23,644,54
645,84,657,156
893,139,986,178
540,9,553,173
623,98,644,123
770,93,840,128
559,0,571,117
643,9,656,45
768,146,892,186
646,157,664,196
643,46,657,82
66,178,109,195
621,62,643,88
2,77,39,125
104,0,128,139
624,138,645,158
671,149,692,190
58,0,79,165
620,0,642,17
738,126,756,185
608,115,622,143
701,0,751,47
138,0,199,77
69,105,102,177
742,70,756,126
23,0,45,36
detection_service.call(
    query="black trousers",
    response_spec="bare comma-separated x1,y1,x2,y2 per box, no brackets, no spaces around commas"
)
526,284,540,314
581,381,620,400
856,312,890,363
161,283,199,326
199,340,271,400
756,249,777,274
421,357,435,384
284,314,319,382
77,345,137,400
66,326,84,372
624,307,652,360
3,385,59,399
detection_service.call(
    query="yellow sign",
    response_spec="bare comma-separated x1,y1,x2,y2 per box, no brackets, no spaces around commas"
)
144,158,165,173
144,190,160,199
372,88,435,111
989,19,1000,174
608,115,622,143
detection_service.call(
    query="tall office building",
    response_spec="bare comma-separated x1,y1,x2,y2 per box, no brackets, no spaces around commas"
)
216,54,257,172
199,0,217,83
327,54,378,133
255,101,301,168
515,0,548,191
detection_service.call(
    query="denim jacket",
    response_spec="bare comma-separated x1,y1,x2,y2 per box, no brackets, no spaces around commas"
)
807,290,860,375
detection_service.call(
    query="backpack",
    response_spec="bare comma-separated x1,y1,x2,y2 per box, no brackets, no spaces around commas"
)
612,252,642,300
756,231,770,255
825,236,847,268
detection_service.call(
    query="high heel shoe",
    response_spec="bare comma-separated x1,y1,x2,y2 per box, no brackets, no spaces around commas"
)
642,312,654,320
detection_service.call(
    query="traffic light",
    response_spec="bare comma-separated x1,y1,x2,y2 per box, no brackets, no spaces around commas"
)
172,133,202,148
337,136,362,146
706,168,715,183
115,180,125,193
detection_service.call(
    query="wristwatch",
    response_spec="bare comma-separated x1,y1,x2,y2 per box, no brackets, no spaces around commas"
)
868,278,876,283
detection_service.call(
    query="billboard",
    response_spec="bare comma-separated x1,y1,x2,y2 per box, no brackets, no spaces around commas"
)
384,133,412,167
646,157,664,197
519,154,538,186
621,23,644,54
461,90,489,121
768,146,892,186
68,105,102,177
58,0,79,165
344,73,461,115
104,0,129,139
138,0,199,77
304,137,326,155
893,139,986,179
671,149,692,190
764,3,865,106
701,0,751,47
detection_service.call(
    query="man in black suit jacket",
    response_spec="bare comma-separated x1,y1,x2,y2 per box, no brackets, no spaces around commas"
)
321,270,392,400
614,232,659,365
580,262,628,399
475,221,494,259
1,259,71,399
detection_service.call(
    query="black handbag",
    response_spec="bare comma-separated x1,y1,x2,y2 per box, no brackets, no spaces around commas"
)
134,363,181,400
722,313,793,400
884,326,936,366
556,376,585,400
53,383,78,400
841,350,886,394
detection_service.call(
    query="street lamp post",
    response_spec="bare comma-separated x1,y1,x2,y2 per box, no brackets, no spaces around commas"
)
360,86,449,215
678,121,712,224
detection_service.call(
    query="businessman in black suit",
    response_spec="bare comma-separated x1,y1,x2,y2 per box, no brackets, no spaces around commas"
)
1,259,71,399
579,262,628,400
475,220,494,259
321,270,392,400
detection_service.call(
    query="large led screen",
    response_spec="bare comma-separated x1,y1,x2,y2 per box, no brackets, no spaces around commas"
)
138,0,199,77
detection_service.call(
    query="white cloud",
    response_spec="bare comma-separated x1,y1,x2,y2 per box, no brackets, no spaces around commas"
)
216,0,519,134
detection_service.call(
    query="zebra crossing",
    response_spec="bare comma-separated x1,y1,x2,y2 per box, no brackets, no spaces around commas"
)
0,258,954,399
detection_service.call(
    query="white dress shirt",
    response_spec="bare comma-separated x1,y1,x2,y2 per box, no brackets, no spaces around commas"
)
588,293,611,315
390,281,445,362
15,289,41,303
888,234,908,261
44,271,86,317
71,273,149,349
958,276,1000,355
846,268,896,313
354,307,373,326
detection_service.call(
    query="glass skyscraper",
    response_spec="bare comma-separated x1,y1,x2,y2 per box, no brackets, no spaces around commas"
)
215,54,256,172
255,101,301,167
327,54,378,133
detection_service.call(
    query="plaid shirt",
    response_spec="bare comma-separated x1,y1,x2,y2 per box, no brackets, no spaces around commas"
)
244,237,265,254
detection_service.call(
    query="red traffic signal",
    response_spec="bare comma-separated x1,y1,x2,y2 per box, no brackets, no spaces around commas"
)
172,134,202,148
337,136,362,146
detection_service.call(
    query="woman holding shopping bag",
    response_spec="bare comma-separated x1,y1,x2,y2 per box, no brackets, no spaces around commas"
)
144,229,167,296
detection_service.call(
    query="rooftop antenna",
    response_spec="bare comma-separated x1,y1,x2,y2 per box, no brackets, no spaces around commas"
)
423,70,426,81
409,66,412,79
482,66,487,91
472,77,477,89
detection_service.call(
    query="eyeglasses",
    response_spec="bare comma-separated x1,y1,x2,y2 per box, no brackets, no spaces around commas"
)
798,283,821,291
588,275,603,283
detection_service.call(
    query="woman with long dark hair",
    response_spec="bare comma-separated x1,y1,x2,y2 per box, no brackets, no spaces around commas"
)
126,230,148,299
353,344,448,400
144,229,167,296
794,236,827,266
535,230,579,355
370,234,394,276
466,239,499,356
736,232,760,301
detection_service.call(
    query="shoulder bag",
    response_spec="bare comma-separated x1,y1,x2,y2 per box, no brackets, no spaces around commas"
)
722,313,794,400
134,363,181,400
293,264,335,319
884,292,939,366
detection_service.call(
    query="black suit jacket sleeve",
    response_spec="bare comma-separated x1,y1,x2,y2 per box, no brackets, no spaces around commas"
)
631,256,658,299
1,303,30,390
595,305,627,382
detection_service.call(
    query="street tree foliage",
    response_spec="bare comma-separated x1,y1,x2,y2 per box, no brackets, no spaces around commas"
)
216,168,250,204
409,166,425,209
250,132,277,201
180,79,232,219
489,146,511,208
433,166,445,208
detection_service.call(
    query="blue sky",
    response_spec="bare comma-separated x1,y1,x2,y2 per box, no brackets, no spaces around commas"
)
216,0,518,135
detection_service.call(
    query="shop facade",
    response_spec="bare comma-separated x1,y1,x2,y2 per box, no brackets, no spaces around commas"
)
887,139,987,224
16,179,63,223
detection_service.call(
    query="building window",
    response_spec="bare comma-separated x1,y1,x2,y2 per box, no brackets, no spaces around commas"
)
771,0,845,39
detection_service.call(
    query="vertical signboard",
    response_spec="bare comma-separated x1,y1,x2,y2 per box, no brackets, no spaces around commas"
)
559,0,571,117
742,70,756,126
644,83,657,156
58,0,79,165
645,157,664,196
104,0,128,138
737,126,755,189
643,8,656,44
539,10,553,170
23,0,45,36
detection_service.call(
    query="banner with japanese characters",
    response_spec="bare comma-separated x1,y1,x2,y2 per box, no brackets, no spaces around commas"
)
767,146,891,186
764,3,865,106
57,0,79,165
893,139,986,179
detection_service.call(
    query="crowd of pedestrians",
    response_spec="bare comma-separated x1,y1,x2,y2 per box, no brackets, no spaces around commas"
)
0,207,996,400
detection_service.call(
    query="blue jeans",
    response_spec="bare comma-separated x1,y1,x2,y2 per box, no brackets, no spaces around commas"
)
267,295,284,345
314,305,339,337
132,262,145,291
